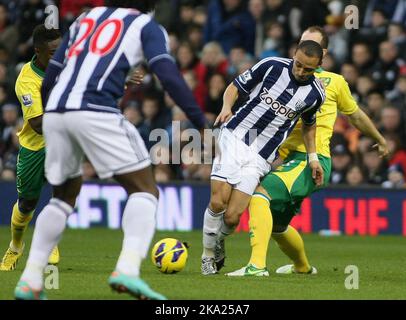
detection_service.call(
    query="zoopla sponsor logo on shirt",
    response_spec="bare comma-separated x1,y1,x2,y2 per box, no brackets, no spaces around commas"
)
259,87,297,120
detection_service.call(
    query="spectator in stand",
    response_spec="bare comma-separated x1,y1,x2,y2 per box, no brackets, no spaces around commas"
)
0,103,20,180
388,22,406,60
355,76,376,105
248,0,266,58
170,0,197,40
382,164,405,188
363,0,405,28
372,40,405,92
141,94,172,144
260,20,286,59
384,132,406,179
345,164,366,187
176,42,199,73
362,143,388,185
365,89,386,123
0,4,18,61
340,62,359,92
205,73,227,124
330,143,352,185
194,42,228,111
387,72,406,109
204,0,256,55
351,42,375,76
359,8,389,52
186,23,205,52
59,0,104,32
379,104,406,145
264,0,292,44
227,46,249,79
123,102,150,148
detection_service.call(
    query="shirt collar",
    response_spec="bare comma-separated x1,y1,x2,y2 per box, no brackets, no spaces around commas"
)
30,55,46,78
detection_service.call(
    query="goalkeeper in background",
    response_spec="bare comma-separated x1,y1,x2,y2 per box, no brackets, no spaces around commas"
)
226,26,389,277
0,25,61,271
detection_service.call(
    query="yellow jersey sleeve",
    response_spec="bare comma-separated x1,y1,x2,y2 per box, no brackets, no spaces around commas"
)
15,79,43,121
336,76,358,115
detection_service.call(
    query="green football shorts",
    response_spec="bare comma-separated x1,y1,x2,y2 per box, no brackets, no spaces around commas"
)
258,151,331,228
16,146,46,199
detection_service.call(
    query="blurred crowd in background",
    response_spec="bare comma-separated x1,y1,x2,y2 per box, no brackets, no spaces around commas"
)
0,0,406,188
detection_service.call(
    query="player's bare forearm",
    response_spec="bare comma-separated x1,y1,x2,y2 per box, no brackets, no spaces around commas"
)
214,83,239,126
348,108,389,157
222,83,239,111
302,122,317,154
28,115,43,134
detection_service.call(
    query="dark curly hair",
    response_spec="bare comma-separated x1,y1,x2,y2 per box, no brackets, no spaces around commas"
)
105,0,157,13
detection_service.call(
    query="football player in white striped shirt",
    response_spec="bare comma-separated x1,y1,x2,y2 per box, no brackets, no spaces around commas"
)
15,0,207,300
202,40,326,275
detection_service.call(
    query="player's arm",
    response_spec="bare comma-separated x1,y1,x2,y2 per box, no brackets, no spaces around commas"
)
28,115,43,134
214,58,274,126
337,76,389,157
16,80,44,134
348,109,388,157
142,21,206,130
214,83,239,126
301,105,324,186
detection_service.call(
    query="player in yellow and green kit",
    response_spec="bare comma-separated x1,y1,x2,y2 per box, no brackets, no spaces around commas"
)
0,25,61,271
226,26,389,277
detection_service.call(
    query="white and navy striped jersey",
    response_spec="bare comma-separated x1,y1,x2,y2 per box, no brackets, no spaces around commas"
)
226,57,325,162
46,7,172,113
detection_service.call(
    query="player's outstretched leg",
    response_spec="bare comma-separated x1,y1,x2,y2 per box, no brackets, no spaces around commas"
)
273,225,317,274
111,168,166,300
15,198,74,300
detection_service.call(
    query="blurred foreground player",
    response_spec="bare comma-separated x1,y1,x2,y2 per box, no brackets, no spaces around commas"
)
15,0,206,300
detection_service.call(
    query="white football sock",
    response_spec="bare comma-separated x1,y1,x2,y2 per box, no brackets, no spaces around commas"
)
202,207,225,258
20,198,72,290
115,192,157,277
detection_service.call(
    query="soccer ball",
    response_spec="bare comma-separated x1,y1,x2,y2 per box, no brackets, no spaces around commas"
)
151,238,188,274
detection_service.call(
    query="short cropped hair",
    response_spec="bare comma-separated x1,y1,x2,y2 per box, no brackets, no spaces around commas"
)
32,24,61,49
296,40,323,64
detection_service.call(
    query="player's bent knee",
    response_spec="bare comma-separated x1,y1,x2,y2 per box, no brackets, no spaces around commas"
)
209,198,227,213
272,225,288,234
18,198,38,213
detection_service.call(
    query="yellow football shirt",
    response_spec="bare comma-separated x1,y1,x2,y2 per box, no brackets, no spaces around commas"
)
278,68,359,158
15,56,45,151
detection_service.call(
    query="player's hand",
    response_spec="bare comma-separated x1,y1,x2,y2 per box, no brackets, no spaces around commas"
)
372,140,389,158
214,108,233,127
127,69,144,85
309,160,324,187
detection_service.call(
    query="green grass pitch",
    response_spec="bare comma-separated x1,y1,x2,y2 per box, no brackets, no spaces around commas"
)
0,226,405,300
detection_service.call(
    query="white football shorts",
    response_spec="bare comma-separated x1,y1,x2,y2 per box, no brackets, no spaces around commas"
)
211,127,271,195
43,111,151,185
